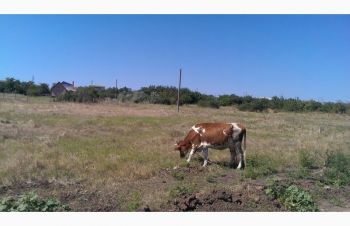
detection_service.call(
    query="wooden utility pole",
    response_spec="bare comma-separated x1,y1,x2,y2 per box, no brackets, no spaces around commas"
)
115,79,118,99
177,69,182,113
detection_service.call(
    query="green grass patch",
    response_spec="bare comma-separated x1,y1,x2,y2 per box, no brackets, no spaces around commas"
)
171,171,185,181
168,183,194,199
243,153,278,179
290,149,319,179
126,191,142,211
206,174,217,183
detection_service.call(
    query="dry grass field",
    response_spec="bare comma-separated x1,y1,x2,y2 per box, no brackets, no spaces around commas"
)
1,97,350,211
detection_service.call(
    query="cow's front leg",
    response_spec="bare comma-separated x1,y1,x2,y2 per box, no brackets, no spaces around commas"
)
202,148,209,167
186,148,195,163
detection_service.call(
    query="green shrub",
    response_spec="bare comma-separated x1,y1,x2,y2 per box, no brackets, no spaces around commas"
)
304,100,322,112
0,192,70,212
282,185,319,211
131,91,149,103
321,152,350,187
282,98,305,112
218,94,243,106
197,96,220,109
180,88,202,105
265,179,318,212
298,149,317,169
238,99,269,112
269,96,284,110
292,150,319,179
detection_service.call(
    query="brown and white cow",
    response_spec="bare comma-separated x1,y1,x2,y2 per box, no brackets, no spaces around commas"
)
174,123,246,169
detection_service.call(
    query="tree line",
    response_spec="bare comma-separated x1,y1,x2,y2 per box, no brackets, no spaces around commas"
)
1,77,348,114
58,84,349,114
0,77,50,96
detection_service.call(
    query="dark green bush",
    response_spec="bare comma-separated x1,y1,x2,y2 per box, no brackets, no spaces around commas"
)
304,100,322,112
57,87,100,103
179,88,202,105
237,98,269,112
333,103,347,114
282,98,305,112
269,96,284,110
282,185,319,211
197,95,220,109
218,94,244,106
265,180,319,212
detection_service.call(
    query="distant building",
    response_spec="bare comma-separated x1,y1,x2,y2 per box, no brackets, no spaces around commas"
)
51,81,76,97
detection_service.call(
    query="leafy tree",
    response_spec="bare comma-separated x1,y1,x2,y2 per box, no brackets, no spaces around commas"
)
304,100,322,112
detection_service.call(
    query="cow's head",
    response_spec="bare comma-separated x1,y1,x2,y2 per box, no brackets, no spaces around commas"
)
174,140,191,158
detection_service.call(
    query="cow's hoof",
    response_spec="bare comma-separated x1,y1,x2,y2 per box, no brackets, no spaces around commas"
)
229,163,237,169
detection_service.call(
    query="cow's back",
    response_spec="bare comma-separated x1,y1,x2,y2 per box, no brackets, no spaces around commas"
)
193,123,233,145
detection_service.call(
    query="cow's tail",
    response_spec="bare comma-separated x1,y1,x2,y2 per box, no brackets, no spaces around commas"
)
242,127,246,151
242,127,246,169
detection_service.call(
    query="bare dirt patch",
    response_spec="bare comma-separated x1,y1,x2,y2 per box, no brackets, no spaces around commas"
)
169,184,283,212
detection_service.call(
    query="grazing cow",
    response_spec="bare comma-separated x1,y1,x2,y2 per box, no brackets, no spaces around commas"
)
174,123,246,169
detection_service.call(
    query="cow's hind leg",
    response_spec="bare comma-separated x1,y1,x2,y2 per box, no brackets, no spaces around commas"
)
229,147,237,168
202,148,209,167
236,142,245,170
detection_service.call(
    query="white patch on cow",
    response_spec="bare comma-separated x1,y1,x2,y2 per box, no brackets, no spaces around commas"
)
191,125,201,134
202,128,206,133
230,123,242,139
199,141,212,148
223,130,227,135
237,161,242,169
231,123,241,131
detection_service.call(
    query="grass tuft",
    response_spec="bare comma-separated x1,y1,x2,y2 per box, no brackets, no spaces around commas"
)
168,183,194,199
321,152,350,187
243,154,278,179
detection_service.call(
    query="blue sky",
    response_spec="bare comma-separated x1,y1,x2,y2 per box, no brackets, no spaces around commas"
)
0,15,349,102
